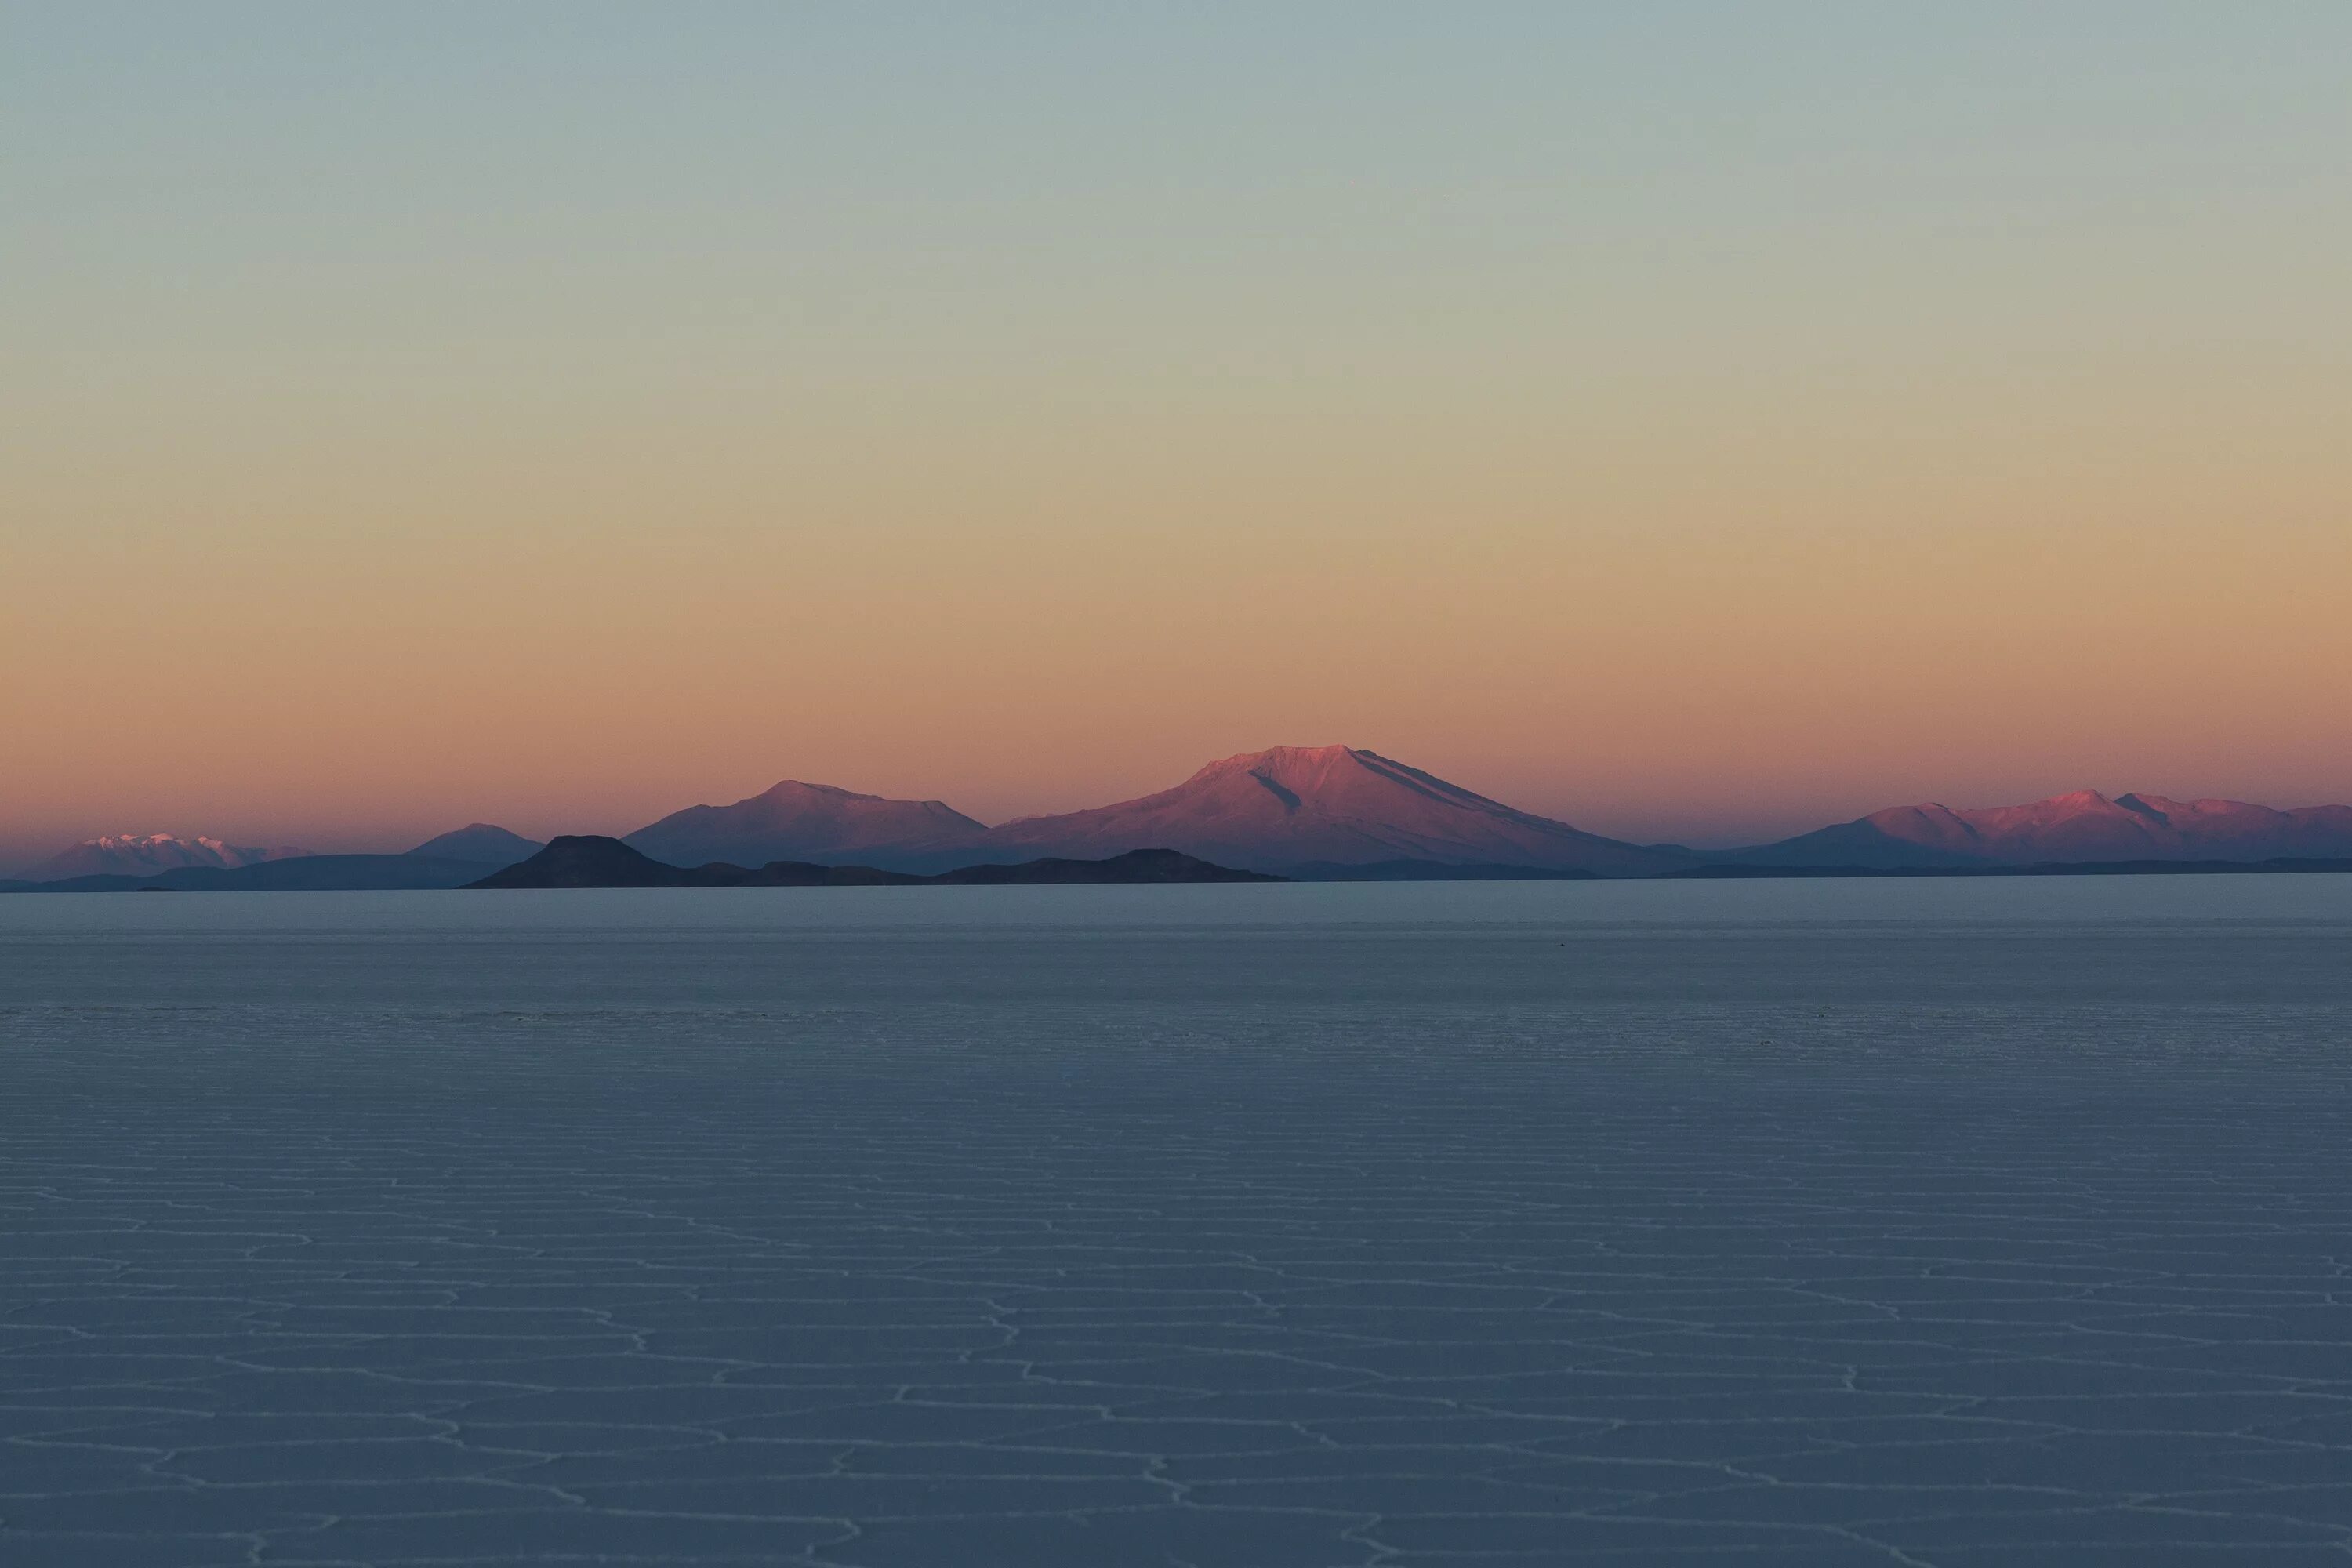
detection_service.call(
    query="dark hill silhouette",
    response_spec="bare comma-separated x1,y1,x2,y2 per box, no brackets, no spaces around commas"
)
470,837,741,888
470,837,1279,889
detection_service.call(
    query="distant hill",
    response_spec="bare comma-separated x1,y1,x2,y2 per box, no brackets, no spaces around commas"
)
405,823,543,867
1733,791,2352,869
471,837,1279,889
16,833,311,881
625,781,986,870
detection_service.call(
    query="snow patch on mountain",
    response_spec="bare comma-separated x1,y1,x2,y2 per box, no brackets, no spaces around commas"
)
18,833,312,881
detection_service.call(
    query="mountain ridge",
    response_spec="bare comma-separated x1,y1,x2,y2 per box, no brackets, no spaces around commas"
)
1735,789,2352,868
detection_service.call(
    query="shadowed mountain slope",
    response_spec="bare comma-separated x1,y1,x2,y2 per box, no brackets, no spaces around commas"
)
470,837,1276,889
625,781,986,869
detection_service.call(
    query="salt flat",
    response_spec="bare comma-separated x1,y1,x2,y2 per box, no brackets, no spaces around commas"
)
2,877,2350,1566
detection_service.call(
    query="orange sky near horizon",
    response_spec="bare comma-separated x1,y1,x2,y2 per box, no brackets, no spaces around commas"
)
4,7,2348,863
9,438,2346,858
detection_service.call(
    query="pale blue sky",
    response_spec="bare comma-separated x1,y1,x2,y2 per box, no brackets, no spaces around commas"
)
3,5,2347,855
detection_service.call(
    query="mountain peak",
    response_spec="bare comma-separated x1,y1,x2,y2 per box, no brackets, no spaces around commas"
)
1227,743,1360,764
2047,789,2114,809
755,779,867,801
1189,743,1360,779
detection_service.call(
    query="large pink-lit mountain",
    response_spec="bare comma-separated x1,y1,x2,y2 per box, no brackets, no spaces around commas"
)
971,745,1686,875
624,781,987,869
1739,790,2352,868
17,833,312,881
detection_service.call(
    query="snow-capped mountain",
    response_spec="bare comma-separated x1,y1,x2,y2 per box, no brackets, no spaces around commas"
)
17,833,313,881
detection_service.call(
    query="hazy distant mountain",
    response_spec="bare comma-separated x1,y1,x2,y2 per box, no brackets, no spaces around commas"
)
405,823,544,867
16,833,310,881
625,781,987,869
17,855,500,894
970,745,1686,875
1735,790,2352,869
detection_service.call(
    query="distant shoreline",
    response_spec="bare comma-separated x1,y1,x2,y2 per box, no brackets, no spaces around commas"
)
17,751,2351,889
1664,858,2352,880
6,853,2348,895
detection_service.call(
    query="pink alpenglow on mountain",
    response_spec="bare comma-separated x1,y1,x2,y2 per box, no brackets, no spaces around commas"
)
624,780,988,869
1742,791,2352,868
18,833,313,881
976,745,1686,874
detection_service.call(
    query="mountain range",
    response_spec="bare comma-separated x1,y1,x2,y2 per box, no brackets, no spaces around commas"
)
617,746,1681,876
11,746,2352,887
16,833,311,883
608,748,2352,876
1726,790,2352,870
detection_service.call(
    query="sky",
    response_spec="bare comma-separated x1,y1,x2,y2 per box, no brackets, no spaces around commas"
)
4,3,2348,863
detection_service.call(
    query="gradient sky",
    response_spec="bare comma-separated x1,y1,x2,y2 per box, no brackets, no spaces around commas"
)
5,3,2348,863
